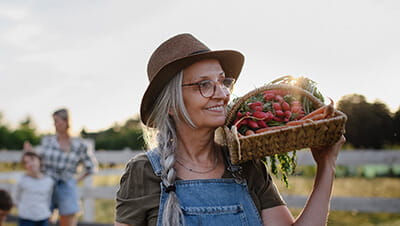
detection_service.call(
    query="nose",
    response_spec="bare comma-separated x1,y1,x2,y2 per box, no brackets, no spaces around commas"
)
212,82,229,99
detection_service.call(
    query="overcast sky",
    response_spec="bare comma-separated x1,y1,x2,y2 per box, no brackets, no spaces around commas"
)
0,0,399,135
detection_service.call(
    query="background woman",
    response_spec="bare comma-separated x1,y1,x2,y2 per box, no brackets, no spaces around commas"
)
24,108,98,226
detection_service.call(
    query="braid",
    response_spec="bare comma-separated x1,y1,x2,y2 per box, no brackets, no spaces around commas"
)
144,71,194,226
158,125,184,226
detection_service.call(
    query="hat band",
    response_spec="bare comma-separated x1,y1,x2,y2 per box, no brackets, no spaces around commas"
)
190,49,210,55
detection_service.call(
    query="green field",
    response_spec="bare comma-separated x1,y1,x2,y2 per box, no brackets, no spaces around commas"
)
88,175,400,225
4,170,400,225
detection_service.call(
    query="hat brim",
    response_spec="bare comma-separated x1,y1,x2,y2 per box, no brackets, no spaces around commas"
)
140,50,244,127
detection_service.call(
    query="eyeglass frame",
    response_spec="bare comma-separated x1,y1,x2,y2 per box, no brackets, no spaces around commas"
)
181,77,235,98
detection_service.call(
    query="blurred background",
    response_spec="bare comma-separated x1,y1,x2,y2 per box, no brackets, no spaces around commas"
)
1,0,399,225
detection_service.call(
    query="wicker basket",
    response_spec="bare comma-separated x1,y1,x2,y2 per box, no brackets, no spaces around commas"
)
215,83,347,164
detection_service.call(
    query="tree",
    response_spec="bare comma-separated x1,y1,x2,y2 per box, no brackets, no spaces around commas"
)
0,113,11,149
9,117,40,150
81,117,146,150
393,107,400,144
337,94,394,149
0,115,40,150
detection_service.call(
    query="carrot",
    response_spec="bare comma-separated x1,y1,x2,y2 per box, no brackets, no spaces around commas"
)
255,125,288,134
286,119,313,126
323,98,335,118
299,105,327,120
309,113,326,121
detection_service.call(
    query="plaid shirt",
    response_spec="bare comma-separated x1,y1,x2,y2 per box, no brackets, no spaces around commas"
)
37,135,98,181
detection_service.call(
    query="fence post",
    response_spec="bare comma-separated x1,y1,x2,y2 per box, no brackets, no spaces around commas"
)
82,138,96,222
82,175,95,222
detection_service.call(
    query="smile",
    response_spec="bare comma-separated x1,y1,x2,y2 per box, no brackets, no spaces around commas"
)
206,105,225,111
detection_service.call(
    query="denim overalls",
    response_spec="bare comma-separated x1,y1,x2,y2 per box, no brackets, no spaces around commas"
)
146,149,263,226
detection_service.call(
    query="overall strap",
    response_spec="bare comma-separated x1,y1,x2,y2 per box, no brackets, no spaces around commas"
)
146,149,163,177
146,149,176,193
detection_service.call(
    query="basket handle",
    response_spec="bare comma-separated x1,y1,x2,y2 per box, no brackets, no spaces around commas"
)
225,84,325,126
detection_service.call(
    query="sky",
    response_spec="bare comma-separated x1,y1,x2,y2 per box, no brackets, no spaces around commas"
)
0,0,399,135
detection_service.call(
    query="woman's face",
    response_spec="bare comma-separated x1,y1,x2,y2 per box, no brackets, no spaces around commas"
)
181,59,230,129
53,114,68,133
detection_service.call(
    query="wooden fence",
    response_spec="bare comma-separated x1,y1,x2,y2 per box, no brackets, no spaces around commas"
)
1,149,400,222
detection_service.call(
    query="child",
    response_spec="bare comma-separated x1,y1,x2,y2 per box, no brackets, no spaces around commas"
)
0,189,13,226
14,151,54,226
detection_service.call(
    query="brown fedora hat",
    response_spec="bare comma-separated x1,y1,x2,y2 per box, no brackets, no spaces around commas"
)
140,33,245,127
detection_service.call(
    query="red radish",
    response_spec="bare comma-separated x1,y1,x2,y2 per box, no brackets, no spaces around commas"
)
248,120,259,129
275,110,285,117
275,95,284,103
253,111,267,119
291,105,302,113
276,90,287,96
264,92,275,101
257,120,268,128
237,119,248,126
248,102,262,111
273,116,284,122
265,111,274,120
282,102,290,111
291,100,301,106
264,90,277,95
273,103,282,111
245,130,255,136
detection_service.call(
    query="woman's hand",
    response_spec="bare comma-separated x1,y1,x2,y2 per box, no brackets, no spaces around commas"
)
310,135,346,169
23,141,34,151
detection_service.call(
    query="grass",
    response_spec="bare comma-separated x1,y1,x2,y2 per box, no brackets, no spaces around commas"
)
88,176,400,225
3,168,400,225
290,208,400,226
92,201,400,225
275,176,400,198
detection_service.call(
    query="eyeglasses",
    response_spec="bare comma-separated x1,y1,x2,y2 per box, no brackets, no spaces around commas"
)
182,77,235,98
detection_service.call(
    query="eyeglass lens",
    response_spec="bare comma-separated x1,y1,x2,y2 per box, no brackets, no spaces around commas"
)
200,78,234,97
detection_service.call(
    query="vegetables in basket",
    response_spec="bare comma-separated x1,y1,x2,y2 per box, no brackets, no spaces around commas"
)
221,76,347,186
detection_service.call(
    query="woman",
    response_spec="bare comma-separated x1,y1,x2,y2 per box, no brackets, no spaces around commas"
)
24,108,98,226
115,33,345,226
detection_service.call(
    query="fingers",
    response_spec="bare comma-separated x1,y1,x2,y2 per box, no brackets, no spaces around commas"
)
23,141,33,151
339,135,346,144
334,135,346,149
311,135,346,165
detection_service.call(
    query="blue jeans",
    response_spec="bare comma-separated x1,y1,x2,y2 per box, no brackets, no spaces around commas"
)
18,218,49,226
51,178,80,215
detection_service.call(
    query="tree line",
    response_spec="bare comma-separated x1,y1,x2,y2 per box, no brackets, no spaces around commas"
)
337,94,399,149
0,94,399,151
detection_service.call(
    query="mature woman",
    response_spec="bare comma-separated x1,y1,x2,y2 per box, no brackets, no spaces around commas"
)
115,33,345,226
24,108,98,226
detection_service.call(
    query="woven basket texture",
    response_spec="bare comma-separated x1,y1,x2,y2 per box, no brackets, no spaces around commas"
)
215,84,347,164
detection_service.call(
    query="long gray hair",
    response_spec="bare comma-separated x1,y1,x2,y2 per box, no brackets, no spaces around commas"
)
144,71,195,226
